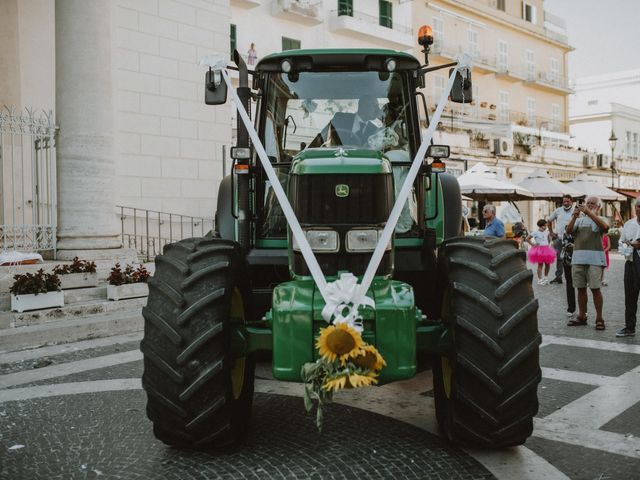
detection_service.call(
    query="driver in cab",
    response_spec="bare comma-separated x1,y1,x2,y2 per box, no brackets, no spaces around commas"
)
312,95,384,148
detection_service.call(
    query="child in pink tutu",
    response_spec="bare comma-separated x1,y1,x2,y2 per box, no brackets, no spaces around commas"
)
526,219,557,285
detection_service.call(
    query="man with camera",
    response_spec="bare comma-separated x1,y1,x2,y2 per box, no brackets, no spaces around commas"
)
565,196,609,331
548,194,575,284
617,199,640,337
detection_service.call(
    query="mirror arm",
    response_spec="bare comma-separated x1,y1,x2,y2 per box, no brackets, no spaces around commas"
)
419,62,458,74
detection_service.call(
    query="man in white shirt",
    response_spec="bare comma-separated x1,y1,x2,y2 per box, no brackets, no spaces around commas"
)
548,194,575,284
617,199,640,337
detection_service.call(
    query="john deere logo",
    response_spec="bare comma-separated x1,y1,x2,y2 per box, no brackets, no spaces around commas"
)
335,184,349,198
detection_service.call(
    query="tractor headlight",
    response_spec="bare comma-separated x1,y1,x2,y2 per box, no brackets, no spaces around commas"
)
346,229,391,252
292,229,339,253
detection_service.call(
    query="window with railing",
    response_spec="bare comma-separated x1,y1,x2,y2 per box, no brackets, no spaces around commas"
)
626,131,633,156
634,132,639,158
282,36,301,50
497,40,508,71
467,29,479,59
433,17,444,51
379,0,392,29
526,97,536,126
550,58,559,83
338,0,353,16
522,1,537,23
526,50,535,80
499,90,509,122
551,103,560,130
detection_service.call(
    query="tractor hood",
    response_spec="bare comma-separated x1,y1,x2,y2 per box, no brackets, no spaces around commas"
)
290,147,392,175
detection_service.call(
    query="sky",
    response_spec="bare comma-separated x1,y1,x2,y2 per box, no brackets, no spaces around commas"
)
544,0,640,79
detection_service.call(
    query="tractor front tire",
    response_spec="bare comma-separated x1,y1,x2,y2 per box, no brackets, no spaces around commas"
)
141,237,254,449
432,236,541,448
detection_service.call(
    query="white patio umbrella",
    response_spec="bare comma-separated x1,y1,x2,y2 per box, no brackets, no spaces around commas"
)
566,173,626,201
457,162,535,201
516,168,583,199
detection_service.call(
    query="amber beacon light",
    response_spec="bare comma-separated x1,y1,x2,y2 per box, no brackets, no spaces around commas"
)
418,25,434,47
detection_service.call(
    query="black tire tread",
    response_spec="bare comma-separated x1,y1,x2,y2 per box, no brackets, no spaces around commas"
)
141,237,254,449
433,235,540,448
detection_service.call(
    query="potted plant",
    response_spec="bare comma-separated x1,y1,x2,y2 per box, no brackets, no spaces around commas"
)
53,257,98,289
107,263,150,300
10,269,64,313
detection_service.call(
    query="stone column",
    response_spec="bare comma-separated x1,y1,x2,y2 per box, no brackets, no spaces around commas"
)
55,0,132,261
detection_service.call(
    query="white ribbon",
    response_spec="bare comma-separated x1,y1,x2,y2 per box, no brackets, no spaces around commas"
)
214,55,469,328
320,273,375,332
220,68,328,299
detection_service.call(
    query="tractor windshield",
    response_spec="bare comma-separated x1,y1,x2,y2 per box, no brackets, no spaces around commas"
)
261,70,413,161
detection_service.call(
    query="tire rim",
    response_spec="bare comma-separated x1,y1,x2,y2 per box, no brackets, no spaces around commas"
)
230,287,245,400
441,356,452,399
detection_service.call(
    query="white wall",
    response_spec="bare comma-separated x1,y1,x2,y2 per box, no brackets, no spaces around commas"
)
570,118,611,154
114,0,232,218
0,0,55,111
572,70,640,116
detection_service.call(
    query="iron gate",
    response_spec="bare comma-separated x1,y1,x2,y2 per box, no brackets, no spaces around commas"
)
0,106,57,254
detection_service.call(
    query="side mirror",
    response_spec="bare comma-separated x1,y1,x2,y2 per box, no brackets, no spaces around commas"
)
204,69,228,105
427,145,450,159
449,68,472,104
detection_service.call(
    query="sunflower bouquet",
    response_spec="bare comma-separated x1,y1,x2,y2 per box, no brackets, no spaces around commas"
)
301,322,386,431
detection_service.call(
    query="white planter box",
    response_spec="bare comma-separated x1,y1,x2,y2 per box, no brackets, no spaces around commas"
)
11,291,65,313
107,282,149,301
59,272,99,290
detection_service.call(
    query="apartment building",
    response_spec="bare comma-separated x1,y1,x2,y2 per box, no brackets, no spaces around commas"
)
570,69,640,190
414,0,571,148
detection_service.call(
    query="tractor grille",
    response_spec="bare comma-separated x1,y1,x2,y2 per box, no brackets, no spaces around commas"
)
290,172,394,277
290,173,393,226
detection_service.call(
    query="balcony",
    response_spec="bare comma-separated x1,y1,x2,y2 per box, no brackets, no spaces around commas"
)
231,0,261,9
424,98,568,135
529,71,573,93
271,0,323,24
328,10,413,49
495,64,527,82
431,42,496,73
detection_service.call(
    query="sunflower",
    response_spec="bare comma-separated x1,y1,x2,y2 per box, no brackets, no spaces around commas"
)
323,374,348,392
316,323,364,364
352,344,387,371
322,371,378,392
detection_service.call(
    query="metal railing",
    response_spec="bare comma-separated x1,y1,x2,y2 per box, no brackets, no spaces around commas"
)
0,106,57,253
425,98,569,133
118,206,215,261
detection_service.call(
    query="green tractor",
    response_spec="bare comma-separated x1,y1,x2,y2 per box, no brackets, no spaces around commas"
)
141,46,540,449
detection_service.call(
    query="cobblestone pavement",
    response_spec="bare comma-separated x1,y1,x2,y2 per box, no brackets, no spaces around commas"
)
0,253,639,479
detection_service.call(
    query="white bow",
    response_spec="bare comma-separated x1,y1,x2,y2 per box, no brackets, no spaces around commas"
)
321,273,375,332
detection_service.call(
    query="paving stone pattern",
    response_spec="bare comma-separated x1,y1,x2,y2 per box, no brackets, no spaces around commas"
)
601,401,640,438
539,344,640,377
0,341,141,376
0,391,494,480
525,437,640,480
10,361,144,390
535,377,597,418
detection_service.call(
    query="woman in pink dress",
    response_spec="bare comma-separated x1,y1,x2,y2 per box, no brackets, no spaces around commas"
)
526,219,557,285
